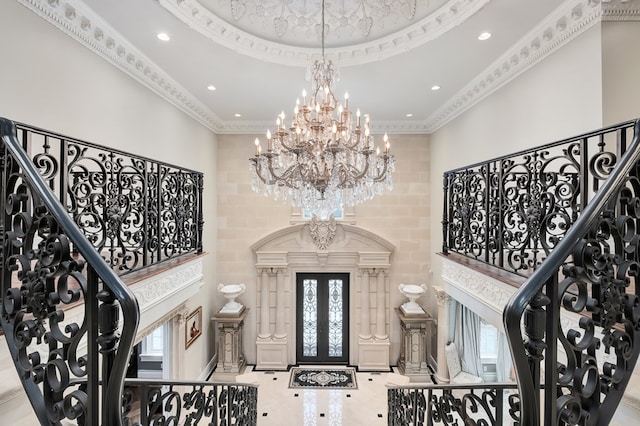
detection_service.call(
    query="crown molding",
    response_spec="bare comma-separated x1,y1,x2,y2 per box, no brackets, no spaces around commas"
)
17,0,224,133
19,0,640,136
214,119,431,135
424,0,640,133
159,0,491,68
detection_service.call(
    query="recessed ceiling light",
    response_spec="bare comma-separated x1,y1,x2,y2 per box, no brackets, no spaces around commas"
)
431,85,441,91
157,32,170,41
207,85,216,91
234,113,242,118
478,32,492,41
405,113,413,117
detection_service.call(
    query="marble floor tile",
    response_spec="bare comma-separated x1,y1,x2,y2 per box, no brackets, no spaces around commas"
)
241,367,391,425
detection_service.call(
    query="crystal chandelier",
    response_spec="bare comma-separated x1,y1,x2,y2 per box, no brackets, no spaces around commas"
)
249,0,395,219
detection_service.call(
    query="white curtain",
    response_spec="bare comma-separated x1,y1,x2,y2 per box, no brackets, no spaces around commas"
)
453,301,483,377
496,330,513,382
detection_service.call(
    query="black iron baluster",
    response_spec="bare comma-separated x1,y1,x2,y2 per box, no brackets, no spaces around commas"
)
197,172,204,254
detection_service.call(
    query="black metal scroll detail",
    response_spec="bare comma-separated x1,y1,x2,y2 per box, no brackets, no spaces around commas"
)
2,152,91,423
550,169,640,424
2,118,140,425
15,122,203,276
444,121,636,276
121,381,258,426
388,385,520,426
505,119,640,426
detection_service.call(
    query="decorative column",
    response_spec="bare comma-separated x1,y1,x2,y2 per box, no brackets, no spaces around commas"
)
358,265,390,371
359,268,372,339
255,256,289,371
375,269,387,339
274,268,286,339
258,268,271,339
433,285,452,383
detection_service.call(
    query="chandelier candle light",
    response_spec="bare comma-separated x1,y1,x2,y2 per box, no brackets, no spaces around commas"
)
249,0,395,219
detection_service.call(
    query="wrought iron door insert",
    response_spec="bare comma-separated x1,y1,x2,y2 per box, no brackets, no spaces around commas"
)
296,273,349,364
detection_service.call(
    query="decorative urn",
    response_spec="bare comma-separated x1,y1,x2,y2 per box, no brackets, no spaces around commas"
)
217,283,246,315
399,283,426,315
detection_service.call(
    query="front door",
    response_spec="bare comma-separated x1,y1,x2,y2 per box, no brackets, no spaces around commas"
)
296,273,349,364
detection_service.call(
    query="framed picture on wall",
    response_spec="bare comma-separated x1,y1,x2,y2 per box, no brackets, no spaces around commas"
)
185,306,202,349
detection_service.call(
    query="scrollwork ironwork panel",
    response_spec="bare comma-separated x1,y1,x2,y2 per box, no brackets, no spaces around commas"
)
327,278,343,357
14,122,203,276
302,278,318,357
443,121,637,276
504,119,640,425
121,381,258,425
387,384,520,426
1,117,139,425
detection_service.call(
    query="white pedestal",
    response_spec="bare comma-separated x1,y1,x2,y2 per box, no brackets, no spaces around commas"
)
256,338,288,370
358,338,390,371
396,308,435,382
212,309,248,375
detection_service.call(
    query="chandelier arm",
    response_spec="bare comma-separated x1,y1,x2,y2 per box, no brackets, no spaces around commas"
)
278,136,298,152
341,138,362,150
265,157,304,185
370,157,392,182
249,158,271,185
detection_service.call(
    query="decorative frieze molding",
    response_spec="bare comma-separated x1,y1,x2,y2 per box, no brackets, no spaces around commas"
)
441,258,516,330
425,0,640,132
602,0,640,21
130,257,204,333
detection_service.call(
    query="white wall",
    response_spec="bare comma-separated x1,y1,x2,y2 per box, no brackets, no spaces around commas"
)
429,24,604,295
0,0,218,382
602,21,640,124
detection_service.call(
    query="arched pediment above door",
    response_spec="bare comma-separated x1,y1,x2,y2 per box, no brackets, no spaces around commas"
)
251,221,395,268
250,220,395,370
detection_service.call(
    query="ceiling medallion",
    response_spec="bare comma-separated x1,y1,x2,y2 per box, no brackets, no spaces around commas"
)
249,0,395,219
228,0,417,39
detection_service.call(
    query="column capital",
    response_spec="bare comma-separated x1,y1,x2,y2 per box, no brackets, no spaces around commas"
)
257,266,287,275
358,266,389,275
433,285,451,306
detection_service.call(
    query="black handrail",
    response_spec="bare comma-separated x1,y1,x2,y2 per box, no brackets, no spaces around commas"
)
1,117,139,424
504,119,640,425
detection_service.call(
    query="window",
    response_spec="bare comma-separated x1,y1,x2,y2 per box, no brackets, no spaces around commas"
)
141,326,164,357
479,319,498,360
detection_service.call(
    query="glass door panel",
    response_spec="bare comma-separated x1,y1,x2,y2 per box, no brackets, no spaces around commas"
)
296,273,349,364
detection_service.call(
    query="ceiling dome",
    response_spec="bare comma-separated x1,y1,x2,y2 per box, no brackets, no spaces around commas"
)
199,0,451,47
159,0,491,66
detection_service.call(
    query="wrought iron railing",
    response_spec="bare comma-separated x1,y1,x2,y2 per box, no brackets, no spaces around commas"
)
121,380,257,425
387,382,521,425
13,121,204,275
1,117,139,424
442,120,637,276
503,119,640,425
1,117,257,425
